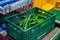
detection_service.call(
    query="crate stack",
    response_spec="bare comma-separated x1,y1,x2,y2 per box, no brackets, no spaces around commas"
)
5,7,56,40
0,0,56,40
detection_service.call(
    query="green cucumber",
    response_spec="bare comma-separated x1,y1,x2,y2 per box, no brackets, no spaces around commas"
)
24,14,34,30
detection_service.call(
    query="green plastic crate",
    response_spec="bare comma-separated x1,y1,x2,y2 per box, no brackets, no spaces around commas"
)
5,7,56,40
49,8,60,21
52,32,60,40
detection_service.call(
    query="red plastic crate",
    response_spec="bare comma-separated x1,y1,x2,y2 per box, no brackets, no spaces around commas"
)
0,34,8,40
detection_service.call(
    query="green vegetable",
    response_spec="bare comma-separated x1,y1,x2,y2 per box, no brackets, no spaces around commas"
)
24,14,33,30
19,13,47,30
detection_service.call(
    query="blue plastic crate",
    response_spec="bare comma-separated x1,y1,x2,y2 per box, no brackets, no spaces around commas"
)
0,23,6,31
0,0,15,6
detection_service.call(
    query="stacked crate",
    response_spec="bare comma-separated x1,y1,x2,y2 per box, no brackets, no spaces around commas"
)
5,7,56,40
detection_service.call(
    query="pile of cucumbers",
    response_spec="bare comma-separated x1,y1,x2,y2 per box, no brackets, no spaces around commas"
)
19,13,47,30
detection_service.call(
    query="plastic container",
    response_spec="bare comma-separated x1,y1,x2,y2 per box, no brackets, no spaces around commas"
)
33,0,57,10
0,34,8,40
5,7,56,40
0,0,28,15
0,0,16,15
0,0,33,14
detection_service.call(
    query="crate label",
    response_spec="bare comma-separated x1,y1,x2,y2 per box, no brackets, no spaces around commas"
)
0,6,5,15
